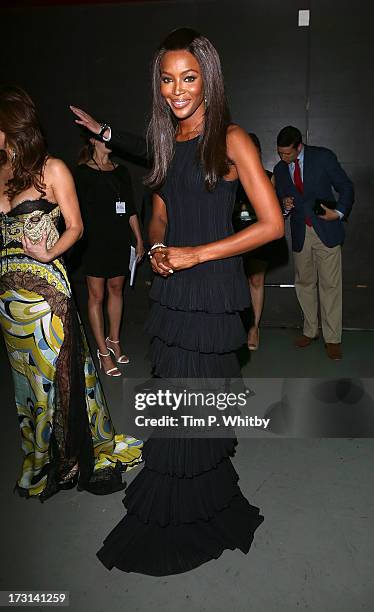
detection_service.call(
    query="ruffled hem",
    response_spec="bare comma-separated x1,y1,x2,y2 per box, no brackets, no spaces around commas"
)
93,434,143,473
149,272,250,314
142,436,237,476
97,493,264,576
123,457,240,525
150,337,242,378
145,303,246,353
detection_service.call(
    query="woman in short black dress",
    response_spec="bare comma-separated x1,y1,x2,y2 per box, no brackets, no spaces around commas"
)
75,136,144,376
234,133,287,350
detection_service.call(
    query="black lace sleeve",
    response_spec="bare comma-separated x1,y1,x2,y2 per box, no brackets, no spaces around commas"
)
109,130,151,167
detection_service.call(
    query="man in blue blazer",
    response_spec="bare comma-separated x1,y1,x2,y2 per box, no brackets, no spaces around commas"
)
273,126,354,360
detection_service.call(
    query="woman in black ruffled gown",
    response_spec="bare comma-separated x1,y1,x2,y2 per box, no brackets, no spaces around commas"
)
72,28,284,576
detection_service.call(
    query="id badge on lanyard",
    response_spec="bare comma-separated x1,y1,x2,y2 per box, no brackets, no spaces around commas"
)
116,201,126,215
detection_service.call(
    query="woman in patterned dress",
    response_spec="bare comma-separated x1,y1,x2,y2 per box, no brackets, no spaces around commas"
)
0,86,142,502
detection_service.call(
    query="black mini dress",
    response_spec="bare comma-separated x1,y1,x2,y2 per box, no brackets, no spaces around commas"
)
74,163,137,278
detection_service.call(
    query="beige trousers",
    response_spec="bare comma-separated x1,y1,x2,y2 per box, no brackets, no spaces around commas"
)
293,225,342,343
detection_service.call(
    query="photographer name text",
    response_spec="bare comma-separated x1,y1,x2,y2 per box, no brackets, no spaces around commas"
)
134,415,270,429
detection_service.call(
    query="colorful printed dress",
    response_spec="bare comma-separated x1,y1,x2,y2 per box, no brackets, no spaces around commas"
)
0,198,142,501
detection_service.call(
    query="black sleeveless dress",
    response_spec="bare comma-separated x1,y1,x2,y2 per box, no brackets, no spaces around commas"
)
97,136,264,575
74,164,137,278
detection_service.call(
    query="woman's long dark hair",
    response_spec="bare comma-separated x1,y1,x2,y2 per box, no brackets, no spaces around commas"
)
77,134,95,165
145,27,231,192
0,85,47,199
77,123,108,165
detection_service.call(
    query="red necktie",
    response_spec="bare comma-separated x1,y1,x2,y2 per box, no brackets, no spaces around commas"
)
294,158,312,226
294,158,303,193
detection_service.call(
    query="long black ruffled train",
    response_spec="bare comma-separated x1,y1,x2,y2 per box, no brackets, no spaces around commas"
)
97,272,264,575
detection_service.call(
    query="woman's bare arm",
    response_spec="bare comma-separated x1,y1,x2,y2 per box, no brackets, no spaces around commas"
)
148,193,172,275
161,126,284,271
129,214,145,260
22,158,83,262
198,126,284,261
148,193,167,245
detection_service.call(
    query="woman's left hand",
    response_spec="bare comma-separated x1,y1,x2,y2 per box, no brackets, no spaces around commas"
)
21,233,52,263
159,246,200,271
136,241,145,261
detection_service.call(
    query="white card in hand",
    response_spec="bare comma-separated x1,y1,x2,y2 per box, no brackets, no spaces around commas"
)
129,246,137,286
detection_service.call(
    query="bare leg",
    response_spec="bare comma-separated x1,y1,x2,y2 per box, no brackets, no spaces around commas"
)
247,260,267,349
106,276,128,362
86,275,119,374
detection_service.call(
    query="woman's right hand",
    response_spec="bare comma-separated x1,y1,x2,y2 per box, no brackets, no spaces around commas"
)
69,106,102,136
21,233,53,263
150,250,173,277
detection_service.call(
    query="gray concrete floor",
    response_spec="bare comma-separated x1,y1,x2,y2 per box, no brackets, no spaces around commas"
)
0,278,373,612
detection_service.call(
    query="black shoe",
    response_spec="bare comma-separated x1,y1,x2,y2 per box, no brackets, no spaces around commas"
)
58,472,79,490
78,462,127,495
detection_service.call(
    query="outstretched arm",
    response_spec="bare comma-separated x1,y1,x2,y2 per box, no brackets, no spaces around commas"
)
70,105,149,164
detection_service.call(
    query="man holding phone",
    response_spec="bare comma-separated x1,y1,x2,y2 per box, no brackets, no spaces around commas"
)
273,126,354,360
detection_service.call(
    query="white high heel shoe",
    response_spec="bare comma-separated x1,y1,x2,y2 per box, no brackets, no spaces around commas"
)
97,349,122,377
105,337,130,364
248,327,260,351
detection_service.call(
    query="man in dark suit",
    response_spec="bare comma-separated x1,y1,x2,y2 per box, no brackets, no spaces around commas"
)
273,126,354,360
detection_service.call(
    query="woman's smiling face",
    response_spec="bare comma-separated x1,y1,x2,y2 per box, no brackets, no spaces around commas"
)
160,50,205,121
